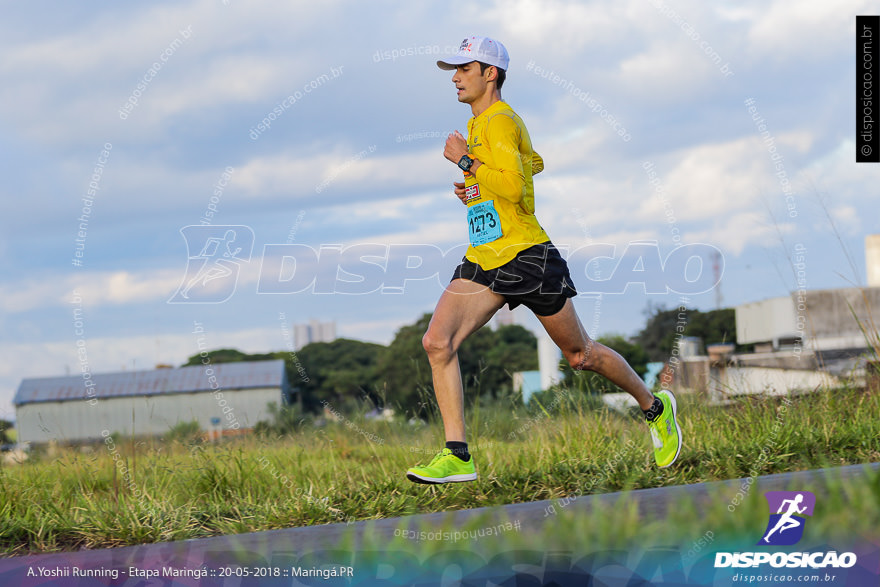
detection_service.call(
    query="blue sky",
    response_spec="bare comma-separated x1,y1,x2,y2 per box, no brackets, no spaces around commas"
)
1,0,877,421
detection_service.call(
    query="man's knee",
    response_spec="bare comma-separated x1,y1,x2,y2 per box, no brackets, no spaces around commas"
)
422,329,454,361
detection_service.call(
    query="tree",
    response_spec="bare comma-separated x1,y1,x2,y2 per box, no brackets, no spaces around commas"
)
294,339,385,413
598,334,649,379
0,420,13,445
466,324,539,397
377,315,539,416
376,314,434,414
634,304,743,362
182,348,274,366
254,401,307,437
634,303,683,362
686,308,738,347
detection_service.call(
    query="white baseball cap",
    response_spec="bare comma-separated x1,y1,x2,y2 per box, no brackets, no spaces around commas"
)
437,36,509,71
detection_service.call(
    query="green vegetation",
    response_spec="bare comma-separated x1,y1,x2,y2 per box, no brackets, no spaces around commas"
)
163,420,202,444
181,306,739,412
294,338,387,413
0,420,13,445
182,348,276,366
635,304,745,361
184,317,539,417
0,385,878,555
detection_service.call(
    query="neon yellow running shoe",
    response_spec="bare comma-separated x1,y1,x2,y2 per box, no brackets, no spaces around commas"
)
406,448,477,484
648,389,682,468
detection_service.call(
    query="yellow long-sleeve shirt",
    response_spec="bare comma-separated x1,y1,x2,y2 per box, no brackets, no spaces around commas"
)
463,100,549,270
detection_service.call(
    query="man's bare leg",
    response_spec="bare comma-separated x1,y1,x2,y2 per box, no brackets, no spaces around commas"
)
536,298,655,410
422,279,506,441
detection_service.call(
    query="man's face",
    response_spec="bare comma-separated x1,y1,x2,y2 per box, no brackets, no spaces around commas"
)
452,62,491,104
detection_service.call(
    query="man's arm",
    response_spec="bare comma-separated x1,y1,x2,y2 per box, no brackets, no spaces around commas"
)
473,114,526,203
443,131,482,174
531,151,544,175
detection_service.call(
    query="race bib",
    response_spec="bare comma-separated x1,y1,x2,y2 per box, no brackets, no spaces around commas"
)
467,201,503,247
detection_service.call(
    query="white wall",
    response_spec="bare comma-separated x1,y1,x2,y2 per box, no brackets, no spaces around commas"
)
538,335,562,390
867,235,880,287
725,367,838,396
736,296,798,345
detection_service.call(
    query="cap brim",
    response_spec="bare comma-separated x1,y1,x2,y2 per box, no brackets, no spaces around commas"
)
436,57,477,70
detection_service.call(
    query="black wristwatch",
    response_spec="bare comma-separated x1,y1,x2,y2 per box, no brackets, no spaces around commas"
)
457,154,474,172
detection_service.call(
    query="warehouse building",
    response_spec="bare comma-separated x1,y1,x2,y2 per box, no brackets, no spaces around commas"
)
13,360,291,444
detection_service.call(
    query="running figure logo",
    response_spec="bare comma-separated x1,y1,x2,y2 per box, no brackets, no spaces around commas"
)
759,491,816,546
168,225,254,303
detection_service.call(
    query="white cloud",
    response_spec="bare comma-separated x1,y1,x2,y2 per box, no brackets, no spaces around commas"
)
803,140,880,208
487,0,629,51
829,204,860,234
618,42,719,100
0,0,344,144
235,147,449,201
746,0,871,62
526,131,818,257
687,211,783,257
0,269,182,314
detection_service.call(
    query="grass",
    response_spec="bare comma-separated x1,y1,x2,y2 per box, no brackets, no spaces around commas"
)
1,385,879,556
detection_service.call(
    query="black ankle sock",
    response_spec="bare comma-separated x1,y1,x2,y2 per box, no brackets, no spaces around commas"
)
445,441,471,462
644,397,664,422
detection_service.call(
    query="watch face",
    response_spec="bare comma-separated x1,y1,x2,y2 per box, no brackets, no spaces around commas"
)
458,155,472,171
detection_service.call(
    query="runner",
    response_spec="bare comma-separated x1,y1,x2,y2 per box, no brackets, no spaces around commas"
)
762,494,807,544
406,36,681,484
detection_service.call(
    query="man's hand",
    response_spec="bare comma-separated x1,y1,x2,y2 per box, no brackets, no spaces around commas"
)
453,181,467,205
444,130,469,164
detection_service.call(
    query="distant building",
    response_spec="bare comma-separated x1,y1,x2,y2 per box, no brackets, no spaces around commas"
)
293,323,312,350
294,319,337,350
867,234,880,287
736,287,880,354
665,236,880,398
703,237,880,397
736,235,880,360
724,286,880,393
13,360,291,444
494,305,516,327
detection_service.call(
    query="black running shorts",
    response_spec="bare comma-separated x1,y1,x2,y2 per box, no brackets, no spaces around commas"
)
451,241,578,316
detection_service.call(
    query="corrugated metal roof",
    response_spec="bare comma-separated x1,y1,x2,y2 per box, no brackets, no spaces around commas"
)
14,360,287,406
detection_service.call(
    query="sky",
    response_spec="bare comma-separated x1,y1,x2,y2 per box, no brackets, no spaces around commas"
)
1,0,878,422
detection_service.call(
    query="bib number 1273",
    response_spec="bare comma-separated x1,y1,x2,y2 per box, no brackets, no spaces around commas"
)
467,201,503,246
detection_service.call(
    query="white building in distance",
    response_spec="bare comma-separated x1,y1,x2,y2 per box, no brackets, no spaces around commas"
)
294,319,336,350
14,360,291,444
